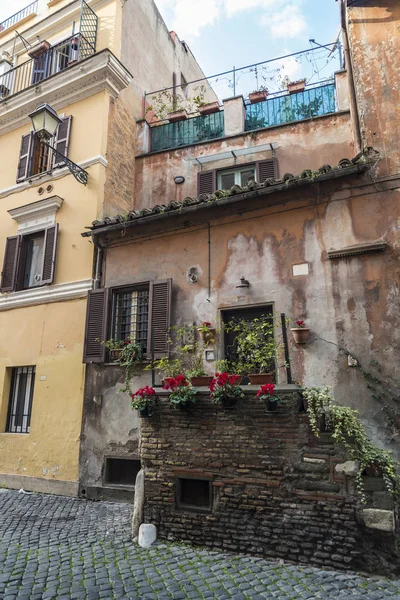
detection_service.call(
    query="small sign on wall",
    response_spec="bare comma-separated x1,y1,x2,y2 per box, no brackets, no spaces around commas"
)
292,263,309,277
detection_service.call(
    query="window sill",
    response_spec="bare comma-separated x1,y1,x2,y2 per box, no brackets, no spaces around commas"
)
0,278,92,311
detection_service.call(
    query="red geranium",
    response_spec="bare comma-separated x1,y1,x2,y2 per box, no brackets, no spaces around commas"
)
163,374,189,391
257,383,275,397
209,372,244,405
296,320,305,328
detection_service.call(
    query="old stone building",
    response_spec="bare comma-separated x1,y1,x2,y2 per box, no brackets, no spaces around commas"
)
80,0,400,572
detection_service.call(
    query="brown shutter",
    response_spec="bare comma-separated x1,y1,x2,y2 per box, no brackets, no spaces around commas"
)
256,159,277,183
147,279,172,359
16,132,34,182
0,236,21,293
198,170,217,195
83,288,110,363
54,116,72,168
41,224,59,285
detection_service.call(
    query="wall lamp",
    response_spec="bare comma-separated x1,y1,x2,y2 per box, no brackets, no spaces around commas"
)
236,276,250,288
28,103,88,185
174,175,185,184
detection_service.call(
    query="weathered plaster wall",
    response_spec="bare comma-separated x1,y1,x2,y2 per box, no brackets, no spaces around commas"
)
96,174,400,461
347,0,400,175
134,112,354,210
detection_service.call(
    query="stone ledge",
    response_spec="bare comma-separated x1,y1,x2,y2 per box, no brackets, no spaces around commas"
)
361,509,395,532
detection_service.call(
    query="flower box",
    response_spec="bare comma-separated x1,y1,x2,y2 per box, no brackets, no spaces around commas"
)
190,376,213,387
199,101,220,115
167,110,188,123
291,327,310,344
108,348,123,362
248,373,273,385
249,90,268,104
287,79,306,94
28,41,51,59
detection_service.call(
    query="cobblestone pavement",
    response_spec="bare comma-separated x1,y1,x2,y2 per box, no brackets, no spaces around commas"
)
1,490,400,600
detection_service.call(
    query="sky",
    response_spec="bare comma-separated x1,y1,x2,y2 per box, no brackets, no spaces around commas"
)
0,0,342,97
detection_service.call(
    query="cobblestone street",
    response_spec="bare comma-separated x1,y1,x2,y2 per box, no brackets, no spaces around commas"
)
0,490,400,600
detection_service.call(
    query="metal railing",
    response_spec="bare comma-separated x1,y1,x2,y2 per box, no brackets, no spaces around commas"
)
150,111,225,152
245,82,336,131
0,33,96,100
0,1,38,32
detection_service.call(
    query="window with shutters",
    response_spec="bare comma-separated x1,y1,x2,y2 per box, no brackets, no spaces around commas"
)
16,116,72,183
0,225,59,293
6,366,36,434
198,159,277,195
111,285,150,350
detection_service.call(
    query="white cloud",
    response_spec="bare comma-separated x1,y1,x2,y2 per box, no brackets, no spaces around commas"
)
260,4,308,39
154,0,308,41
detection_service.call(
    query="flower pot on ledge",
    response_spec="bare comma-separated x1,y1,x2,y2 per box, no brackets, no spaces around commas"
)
28,41,51,59
291,328,310,344
199,101,220,115
249,90,268,104
190,376,213,387
139,406,152,418
198,327,216,346
108,348,123,362
168,109,188,123
248,373,274,385
287,79,306,94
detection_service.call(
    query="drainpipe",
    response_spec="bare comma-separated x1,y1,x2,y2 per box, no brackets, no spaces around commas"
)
340,0,362,153
92,235,104,289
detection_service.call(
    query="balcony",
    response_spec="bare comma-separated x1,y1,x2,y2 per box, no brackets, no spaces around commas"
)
0,1,38,35
150,111,225,153
0,33,97,101
245,82,336,131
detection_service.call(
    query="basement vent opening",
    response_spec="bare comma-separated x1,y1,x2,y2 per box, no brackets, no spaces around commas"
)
104,458,141,486
176,477,212,511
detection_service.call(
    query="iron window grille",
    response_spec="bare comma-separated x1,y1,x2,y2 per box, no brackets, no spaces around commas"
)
112,286,149,351
6,366,36,434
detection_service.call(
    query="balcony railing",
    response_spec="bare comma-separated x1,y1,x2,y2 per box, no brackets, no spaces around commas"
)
0,33,96,100
150,111,225,152
0,1,38,33
245,83,336,131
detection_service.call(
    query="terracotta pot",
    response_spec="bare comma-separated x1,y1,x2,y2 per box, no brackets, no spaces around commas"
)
249,90,268,104
28,41,51,59
109,348,122,362
168,110,187,123
248,373,274,385
199,101,220,115
291,328,310,344
287,79,306,94
190,376,213,387
198,327,216,346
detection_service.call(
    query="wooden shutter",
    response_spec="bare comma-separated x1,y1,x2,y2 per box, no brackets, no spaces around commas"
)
41,224,59,285
256,159,277,183
54,116,72,168
198,170,216,195
147,279,172,359
0,236,21,293
16,133,34,183
83,288,110,364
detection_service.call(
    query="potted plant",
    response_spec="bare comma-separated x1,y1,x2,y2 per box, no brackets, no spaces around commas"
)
257,383,280,412
188,367,213,387
210,372,244,409
199,101,220,115
287,79,306,94
102,338,125,362
167,109,188,123
197,321,216,346
290,320,310,344
163,374,197,410
224,315,276,384
131,386,157,418
28,40,51,59
249,87,269,104
100,339,144,393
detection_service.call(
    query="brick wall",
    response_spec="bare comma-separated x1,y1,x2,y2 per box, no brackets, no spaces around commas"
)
140,388,399,575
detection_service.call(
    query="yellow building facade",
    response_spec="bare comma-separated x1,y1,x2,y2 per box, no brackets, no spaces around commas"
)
0,0,211,495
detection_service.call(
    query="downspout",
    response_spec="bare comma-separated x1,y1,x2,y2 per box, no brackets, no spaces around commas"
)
340,0,362,153
92,235,104,289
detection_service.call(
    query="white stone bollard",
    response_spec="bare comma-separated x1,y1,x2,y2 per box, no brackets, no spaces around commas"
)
138,524,157,548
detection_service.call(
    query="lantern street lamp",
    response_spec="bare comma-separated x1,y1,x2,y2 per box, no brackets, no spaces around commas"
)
28,103,88,185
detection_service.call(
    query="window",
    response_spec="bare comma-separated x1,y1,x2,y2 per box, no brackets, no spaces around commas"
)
218,166,256,190
104,458,141,486
176,478,212,511
112,285,150,348
16,116,72,183
198,159,277,195
83,280,172,364
6,367,36,434
0,225,58,293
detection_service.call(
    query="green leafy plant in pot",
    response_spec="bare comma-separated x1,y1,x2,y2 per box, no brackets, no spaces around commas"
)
131,386,157,418
223,314,277,384
101,338,144,394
